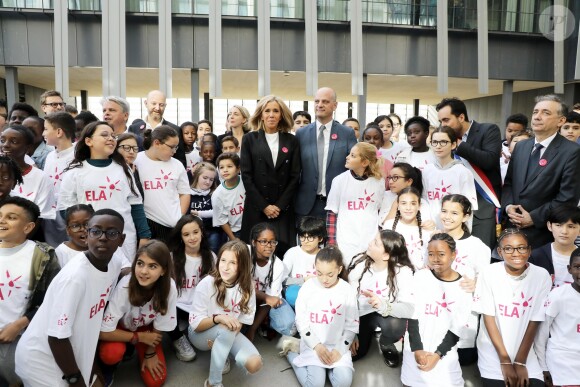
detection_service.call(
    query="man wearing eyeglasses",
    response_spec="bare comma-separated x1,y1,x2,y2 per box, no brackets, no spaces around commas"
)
40,90,66,115
129,90,186,168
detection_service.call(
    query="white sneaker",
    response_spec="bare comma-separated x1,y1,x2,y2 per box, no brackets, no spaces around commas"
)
173,335,196,362
222,357,231,375
204,379,224,387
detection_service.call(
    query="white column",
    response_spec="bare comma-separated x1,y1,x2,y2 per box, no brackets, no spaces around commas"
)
102,0,126,97
477,0,489,94
209,0,222,98
54,0,69,99
304,0,318,96
159,0,173,97
554,0,565,94
350,0,363,96
437,1,448,94
257,0,271,97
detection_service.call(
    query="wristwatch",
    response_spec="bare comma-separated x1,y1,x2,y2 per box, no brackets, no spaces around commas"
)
62,371,82,384
434,350,444,359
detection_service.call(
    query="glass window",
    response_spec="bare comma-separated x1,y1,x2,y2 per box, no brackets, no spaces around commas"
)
318,0,349,21
126,0,157,12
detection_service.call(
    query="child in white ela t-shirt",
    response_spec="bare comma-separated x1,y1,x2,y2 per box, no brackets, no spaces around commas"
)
15,210,126,387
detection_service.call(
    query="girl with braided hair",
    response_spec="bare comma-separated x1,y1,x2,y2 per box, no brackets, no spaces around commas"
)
245,223,296,342
439,193,491,365
382,187,432,269
347,230,414,368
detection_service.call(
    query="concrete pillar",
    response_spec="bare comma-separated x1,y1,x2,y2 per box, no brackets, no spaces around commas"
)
54,0,69,99
159,0,173,97
81,90,88,110
209,0,222,97
351,0,363,96
191,69,200,122
500,80,514,137
356,74,367,128
437,2,449,94
477,0,489,94
304,0,318,96
102,0,126,97
257,0,271,97
5,67,19,108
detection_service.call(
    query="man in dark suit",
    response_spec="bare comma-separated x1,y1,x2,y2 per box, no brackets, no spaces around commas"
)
502,95,580,248
437,97,502,249
295,87,358,220
127,90,186,167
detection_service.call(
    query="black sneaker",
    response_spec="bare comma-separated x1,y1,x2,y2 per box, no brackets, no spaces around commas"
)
381,344,400,368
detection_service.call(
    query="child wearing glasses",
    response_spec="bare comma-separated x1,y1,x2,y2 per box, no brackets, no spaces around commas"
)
473,229,551,387
282,216,327,308
245,223,295,342
421,126,477,230
15,209,126,387
58,121,151,260
134,127,191,243
0,197,60,387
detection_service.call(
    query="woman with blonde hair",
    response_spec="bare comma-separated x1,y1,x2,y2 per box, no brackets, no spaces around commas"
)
218,105,251,151
240,95,301,256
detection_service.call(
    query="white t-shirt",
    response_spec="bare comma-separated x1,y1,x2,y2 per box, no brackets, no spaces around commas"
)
55,243,131,270
252,254,285,298
211,178,245,233
188,275,256,331
15,252,121,386
380,141,409,164
348,261,414,318
325,171,384,266
383,219,432,270
473,263,551,381
282,247,317,281
422,163,478,229
134,152,190,227
401,269,472,387
0,240,36,329
175,253,215,313
185,150,202,173
395,148,437,171
43,146,75,202
264,131,279,166
101,275,177,332
551,245,573,287
540,284,580,385
293,278,359,370
58,161,142,259
12,166,56,219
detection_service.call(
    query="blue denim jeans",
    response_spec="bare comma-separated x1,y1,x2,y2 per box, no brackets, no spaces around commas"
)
269,299,297,336
188,325,260,385
206,229,226,254
287,352,353,387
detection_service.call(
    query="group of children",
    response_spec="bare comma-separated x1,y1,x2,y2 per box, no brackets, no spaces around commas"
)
0,105,579,387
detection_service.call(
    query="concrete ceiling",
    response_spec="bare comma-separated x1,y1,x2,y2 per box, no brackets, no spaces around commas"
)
1,66,552,104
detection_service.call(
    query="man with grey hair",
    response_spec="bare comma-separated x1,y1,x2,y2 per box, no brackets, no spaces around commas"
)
101,96,130,136
502,94,580,248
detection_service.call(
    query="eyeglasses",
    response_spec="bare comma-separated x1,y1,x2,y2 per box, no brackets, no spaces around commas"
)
387,175,406,182
500,246,530,254
299,235,317,242
431,140,451,147
118,145,139,153
42,102,65,108
93,133,118,141
87,227,122,240
393,123,401,128
255,239,278,247
68,223,88,232
162,142,179,152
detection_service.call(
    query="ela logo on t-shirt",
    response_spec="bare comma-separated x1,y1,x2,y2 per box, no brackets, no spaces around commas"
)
310,300,343,324
427,180,453,201
86,176,121,201
182,266,202,289
363,281,388,297
0,270,23,300
144,169,174,190
89,285,112,319
425,292,455,317
48,166,62,186
498,292,533,318
347,190,375,211
229,195,245,216
223,298,240,314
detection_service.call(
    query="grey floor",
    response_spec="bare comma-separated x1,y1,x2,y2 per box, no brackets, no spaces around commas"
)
113,335,483,386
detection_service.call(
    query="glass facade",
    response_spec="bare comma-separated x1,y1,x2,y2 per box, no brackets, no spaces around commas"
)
0,0,560,34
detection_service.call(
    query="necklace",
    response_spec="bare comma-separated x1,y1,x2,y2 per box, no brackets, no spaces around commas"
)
505,264,529,297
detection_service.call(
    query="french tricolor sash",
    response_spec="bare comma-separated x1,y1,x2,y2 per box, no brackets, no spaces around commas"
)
454,155,500,208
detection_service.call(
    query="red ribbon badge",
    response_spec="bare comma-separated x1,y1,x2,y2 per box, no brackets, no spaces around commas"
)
331,133,338,140
539,159,547,167
282,147,288,153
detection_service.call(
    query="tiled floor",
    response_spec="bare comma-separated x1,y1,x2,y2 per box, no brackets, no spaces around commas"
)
113,335,483,386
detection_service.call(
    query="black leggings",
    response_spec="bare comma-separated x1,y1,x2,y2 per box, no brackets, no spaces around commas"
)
167,308,189,341
146,218,173,244
352,312,407,361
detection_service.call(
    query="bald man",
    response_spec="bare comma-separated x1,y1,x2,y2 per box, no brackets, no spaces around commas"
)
128,90,186,167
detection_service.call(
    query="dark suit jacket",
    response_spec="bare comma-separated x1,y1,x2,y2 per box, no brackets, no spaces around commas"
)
295,121,358,216
502,134,580,248
239,130,301,253
455,121,502,220
128,118,186,167
529,243,554,276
